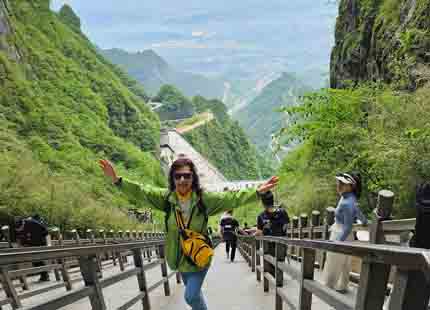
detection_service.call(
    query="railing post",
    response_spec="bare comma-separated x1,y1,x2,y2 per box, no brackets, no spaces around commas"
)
3,224,29,294
1,225,12,248
275,242,284,310
99,229,106,244
109,230,117,266
116,231,125,272
310,210,321,268
325,207,335,226
99,229,109,261
256,238,261,282
354,190,394,309
321,207,335,269
291,217,299,260
299,214,308,261
154,233,160,257
145,233,152,262
12,222,31,290
132,248,151,309
388,269,430,310
300,214,308,238
374,189,395,221
72,229,80,245
79,255,106,310
355,258,391,310
251,237,256,273
247,238,252,267
263,239,269,292
0,267,22,309
158,243,170,296
299,248,315,310
52,229,72,290
310,211,320,239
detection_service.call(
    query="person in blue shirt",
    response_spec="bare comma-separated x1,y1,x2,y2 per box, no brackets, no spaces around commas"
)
323,172,368,293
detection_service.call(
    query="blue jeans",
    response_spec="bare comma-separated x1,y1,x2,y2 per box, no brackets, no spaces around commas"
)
181,268,209,310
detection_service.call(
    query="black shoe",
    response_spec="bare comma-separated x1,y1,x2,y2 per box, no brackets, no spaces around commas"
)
38,277,50,282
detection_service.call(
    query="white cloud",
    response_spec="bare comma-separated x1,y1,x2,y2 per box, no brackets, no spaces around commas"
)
191,31,217,39
150,39,245,50
192,31,205,37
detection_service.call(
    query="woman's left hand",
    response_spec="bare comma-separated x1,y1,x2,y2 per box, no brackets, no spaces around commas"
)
257,176,279,194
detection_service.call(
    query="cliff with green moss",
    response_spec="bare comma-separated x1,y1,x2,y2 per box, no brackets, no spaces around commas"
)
0,0,165,230
331,0,430,90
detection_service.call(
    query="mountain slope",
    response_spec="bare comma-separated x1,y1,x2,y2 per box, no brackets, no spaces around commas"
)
235,72,309,148
102,48,226,99
182,96,274,180
0,0,165,230
331,0,430,90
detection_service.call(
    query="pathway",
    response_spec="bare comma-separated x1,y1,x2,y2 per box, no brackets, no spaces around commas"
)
13,246,358,309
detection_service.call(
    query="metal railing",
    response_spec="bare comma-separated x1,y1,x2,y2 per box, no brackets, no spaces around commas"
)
238,235,430,310
236,189,430,310
0,239,175,310
0,227,171,310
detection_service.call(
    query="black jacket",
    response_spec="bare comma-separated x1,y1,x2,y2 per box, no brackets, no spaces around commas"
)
257,208,290,236
220,216,239,241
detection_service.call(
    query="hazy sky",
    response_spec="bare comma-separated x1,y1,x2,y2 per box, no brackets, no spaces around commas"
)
51,0,338,83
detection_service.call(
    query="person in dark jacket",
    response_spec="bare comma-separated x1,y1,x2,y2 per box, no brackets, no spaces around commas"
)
220,210,240,262
15,215,50,281
255,191,290,282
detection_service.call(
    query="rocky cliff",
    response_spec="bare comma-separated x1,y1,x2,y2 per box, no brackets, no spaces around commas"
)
331,0,430,90
0,0,20,60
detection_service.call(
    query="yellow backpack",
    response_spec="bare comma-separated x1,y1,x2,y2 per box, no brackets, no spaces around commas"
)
175,209,214,268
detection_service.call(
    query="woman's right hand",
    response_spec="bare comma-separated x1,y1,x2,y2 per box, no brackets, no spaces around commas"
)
99,159,119,184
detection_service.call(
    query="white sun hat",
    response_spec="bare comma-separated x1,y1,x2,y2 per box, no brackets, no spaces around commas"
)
335,173,357,185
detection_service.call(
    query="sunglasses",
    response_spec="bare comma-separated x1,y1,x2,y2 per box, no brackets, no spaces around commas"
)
174,173,193,180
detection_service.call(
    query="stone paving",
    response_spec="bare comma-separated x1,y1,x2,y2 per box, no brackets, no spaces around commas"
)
3,246,361,310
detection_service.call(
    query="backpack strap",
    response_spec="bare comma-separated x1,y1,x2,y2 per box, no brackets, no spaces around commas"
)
185,192,208,233
164,190,209,234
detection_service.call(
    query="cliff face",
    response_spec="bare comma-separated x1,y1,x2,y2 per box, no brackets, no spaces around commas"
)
0,0,20,60
331,0,430,90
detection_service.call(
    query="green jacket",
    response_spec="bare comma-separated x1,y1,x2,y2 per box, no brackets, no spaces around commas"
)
120,178,260,272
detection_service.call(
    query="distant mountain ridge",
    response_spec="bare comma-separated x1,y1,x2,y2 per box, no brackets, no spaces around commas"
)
235,72,309,149
102,48,225,99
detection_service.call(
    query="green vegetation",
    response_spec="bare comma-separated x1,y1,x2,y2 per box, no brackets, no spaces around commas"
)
277,84,430,219
0,1,166,230
332,0,430,89
176,111,212,129
58,4,81,33
235,73,309,149
153,85,195,120
183,96,274,180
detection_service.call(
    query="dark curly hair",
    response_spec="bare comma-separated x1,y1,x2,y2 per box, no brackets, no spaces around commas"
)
168,157,202,194
349,171,362,199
